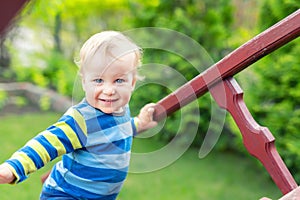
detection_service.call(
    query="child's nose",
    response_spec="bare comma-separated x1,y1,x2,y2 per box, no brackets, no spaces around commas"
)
102,86,116,95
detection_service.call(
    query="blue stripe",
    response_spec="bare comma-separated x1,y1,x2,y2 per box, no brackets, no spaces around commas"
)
96,114,118,130
63,155,128,182
35,135,58,160
50,168,119,199
40,186,76,200
87,137,132,155
87,122,133,146
86,113,130,133
21,146,44,169
67,150,130,170
112,137,132,152
74,100,88,110
46,125,74,153
59,115,87,145
85,116,104,133
5,160,27,183
131,118,137,136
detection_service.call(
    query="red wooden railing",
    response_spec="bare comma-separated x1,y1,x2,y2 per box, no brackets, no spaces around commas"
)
1,1,300,198
153,9,300,196
153,9,300,122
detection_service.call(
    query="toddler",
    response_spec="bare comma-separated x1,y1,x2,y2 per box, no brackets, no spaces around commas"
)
0,31,157,199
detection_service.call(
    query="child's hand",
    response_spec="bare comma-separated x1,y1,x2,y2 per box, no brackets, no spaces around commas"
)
0,163,15,184
136,103,158,133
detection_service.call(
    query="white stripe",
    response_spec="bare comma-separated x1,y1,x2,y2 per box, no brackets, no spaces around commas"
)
79,105,99,120
86,121,133,146
44,174,64,193
69,150,131,170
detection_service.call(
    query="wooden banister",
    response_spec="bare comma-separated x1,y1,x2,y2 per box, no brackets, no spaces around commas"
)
152,9,300,195
153,9,300,121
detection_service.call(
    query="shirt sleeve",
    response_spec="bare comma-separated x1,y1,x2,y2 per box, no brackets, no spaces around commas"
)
5,107,87,184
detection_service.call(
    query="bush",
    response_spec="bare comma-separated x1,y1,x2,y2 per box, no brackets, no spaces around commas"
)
231,2,300,181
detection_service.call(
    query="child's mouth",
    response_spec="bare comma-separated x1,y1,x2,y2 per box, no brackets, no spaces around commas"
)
99,99,117,103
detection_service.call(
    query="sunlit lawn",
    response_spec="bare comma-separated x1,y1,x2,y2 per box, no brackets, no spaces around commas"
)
0,112,281,199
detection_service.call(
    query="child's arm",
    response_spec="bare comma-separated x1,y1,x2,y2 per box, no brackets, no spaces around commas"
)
2,107,87,184
0,163,15,184
135,103,158,133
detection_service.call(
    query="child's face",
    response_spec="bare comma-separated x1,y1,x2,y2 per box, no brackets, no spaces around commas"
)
81,52,137,114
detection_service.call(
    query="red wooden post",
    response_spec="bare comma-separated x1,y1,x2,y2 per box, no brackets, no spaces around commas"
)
0,0,30,37
210,77,297,195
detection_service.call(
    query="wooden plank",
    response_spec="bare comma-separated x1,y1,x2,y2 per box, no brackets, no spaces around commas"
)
153,9,300,121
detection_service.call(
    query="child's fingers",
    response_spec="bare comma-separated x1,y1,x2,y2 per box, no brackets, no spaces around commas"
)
147,107,155,115
145,104,156,120
136,103,158,132
0,164,15,184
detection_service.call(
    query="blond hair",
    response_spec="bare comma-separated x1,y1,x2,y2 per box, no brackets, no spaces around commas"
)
78,31,142,77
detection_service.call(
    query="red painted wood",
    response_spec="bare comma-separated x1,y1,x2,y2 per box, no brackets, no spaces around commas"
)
153,9,300,121
210,77,297,195
152,9,300,196
0,0,29,37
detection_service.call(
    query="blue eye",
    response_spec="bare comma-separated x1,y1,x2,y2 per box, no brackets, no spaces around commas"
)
115,79,125,84
94,79,103,84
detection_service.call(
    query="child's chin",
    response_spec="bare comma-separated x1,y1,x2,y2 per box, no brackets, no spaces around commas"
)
100,109,113,114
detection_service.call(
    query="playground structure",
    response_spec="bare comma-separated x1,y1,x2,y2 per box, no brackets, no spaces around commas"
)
1,1,300,199
153,9,300,198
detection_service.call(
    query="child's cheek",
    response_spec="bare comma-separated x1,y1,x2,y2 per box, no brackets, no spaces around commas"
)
92,86,102,97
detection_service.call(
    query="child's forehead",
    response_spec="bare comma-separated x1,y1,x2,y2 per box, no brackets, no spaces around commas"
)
91,51,137,66
85,52,137,75
85,66,135,80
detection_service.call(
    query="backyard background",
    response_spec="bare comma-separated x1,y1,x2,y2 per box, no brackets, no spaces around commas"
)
0,0,299,199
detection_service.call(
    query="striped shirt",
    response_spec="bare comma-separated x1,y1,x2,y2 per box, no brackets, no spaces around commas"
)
6,99,137,199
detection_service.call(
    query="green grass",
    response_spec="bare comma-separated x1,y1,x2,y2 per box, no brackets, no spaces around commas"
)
120,139,282,200
0,112,281,199
0,112,61,200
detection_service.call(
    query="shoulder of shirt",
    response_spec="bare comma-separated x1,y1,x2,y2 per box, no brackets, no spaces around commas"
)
72,99,131,119
70,99,101,119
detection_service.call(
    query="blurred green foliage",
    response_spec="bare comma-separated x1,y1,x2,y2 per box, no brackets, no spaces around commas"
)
0,90,8,109
1,0,300,182
127,0,235,151
233,0,300,181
